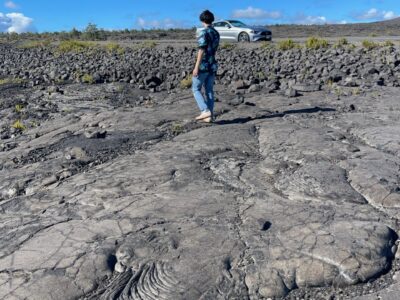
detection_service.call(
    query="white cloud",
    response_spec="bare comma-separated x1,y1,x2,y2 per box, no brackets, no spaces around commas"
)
354,8,398,21
0,12,35,33
5,1,18,9
135,17,188,29
231,6,282,20
293,14,328,25
383,11,397,20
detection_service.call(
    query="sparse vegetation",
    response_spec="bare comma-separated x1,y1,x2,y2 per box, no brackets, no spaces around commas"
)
81,74,95,84
57,40,95,53
180,75,192,89
257,71,266,80
334,86,343,97
220,42,236,50
277,39,298,51
334,38,349,48
305,37,329,49
326,79,334,88
15,104,24,113
171,123,184,135
260,41,275,50
352,87,361,95
362,40,380,50
12,120,26,131
0,78,24,85
383,40,395,47
19,39,52,49
136,41,158,49
105,42,125,54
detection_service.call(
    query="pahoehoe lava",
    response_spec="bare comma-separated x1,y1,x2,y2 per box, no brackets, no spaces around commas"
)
0,40,400,300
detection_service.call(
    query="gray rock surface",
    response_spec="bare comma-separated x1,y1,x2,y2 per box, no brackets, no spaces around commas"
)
0,72,399,298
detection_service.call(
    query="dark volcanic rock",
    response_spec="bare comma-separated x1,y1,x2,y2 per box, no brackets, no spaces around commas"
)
1,43,400,93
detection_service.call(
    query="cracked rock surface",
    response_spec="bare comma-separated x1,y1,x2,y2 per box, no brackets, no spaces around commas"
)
0,82,399,299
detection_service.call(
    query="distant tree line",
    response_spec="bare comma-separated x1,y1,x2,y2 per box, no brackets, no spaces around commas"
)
0,23,196,42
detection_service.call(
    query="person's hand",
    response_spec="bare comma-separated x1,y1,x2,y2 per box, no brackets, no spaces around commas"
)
192,68,199,77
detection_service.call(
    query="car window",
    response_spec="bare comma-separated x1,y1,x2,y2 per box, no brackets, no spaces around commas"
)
229,21,247,28
214,22,227,27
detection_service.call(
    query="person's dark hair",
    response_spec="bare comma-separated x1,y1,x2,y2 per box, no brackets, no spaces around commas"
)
200,10,215,25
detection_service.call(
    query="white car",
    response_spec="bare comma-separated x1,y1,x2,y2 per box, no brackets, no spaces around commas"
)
196,20,272,43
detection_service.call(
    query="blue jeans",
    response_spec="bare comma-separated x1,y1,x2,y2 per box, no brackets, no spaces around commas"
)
192,72,216,114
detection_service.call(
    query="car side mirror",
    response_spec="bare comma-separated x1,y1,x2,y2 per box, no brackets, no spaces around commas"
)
225,24,231,29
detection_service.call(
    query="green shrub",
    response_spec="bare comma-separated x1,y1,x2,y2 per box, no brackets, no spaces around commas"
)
81,74,95,84
305,37,329,49
362,40,379,50
57,40,95,53
180,75,192,89
277,39,298,51
12,120,26,131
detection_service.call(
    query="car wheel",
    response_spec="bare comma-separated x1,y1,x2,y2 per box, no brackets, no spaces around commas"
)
238,32,250,43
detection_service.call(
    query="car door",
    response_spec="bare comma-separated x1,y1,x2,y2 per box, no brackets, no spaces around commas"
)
213,22,233,41
224,22,238,41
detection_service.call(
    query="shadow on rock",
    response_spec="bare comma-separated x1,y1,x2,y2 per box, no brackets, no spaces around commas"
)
215,106,336,125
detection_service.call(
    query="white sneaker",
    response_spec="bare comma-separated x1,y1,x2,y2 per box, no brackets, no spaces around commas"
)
195,111,211,121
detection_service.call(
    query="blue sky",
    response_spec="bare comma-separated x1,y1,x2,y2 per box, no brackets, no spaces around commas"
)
0,0,399,33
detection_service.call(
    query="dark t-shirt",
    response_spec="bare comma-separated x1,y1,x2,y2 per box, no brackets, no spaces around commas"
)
197,26,220,73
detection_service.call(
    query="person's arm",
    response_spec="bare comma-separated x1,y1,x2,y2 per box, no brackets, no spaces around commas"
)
193,49,204,77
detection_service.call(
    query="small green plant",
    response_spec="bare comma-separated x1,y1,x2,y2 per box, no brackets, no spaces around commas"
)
305,37,329,49
362,40,379,50
15,104,24,113
57,40,95,53
81,74,95,84
180,75,192,89
369,33,378,38
277,39,298,51
260,41,275,50
105,42,125,54
220,42,236,50
171,123,183,135
12,120,26,131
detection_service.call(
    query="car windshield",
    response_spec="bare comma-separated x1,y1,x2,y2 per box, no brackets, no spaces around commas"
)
229,21,247,28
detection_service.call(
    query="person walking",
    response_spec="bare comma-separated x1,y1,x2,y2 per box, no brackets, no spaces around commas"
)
192,10,220,123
